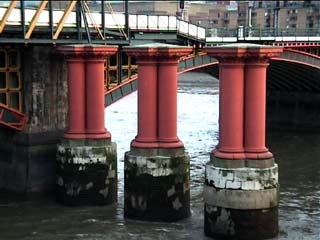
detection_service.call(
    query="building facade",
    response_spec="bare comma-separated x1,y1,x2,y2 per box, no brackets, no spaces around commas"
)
106,1,320,37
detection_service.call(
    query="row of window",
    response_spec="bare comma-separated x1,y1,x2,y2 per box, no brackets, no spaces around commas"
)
105,53,138,90
0,48,22,111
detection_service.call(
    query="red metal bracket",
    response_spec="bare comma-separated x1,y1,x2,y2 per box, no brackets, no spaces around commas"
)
0,103,27,131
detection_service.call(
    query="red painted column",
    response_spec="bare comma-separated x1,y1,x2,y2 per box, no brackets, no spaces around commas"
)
65,58,86,139
58,45,118,139
135,59,158,146
57,47,86,139
244,48,283,159
83,46,117,139
217,62,245,159
134,57,158,148
158,59,180,146
123,49,158,148
205,48,246,160
124,45,192,148
157,48,192,148
85,58,109,138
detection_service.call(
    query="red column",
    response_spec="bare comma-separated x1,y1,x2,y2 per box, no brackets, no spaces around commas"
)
125,45,192,149
85,58,110,139
133,58,158,148
64,58,86,139
157,57,182,148
123,48,158,148
244,48,283,159
57,46,86,139
205,48,247,160
215,62,246,159
58,45,118,140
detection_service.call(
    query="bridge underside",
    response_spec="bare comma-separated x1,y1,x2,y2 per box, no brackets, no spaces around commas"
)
267,60,320,132
192,60,320,132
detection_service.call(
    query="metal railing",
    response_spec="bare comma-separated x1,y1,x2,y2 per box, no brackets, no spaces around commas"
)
207,26,320,40
0,2,206,43
122,15,205,41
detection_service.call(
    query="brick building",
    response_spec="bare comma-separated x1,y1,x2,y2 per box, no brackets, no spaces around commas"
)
105,1,320,37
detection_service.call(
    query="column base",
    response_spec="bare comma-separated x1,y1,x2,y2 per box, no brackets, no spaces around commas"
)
56,138,117,206
124,147,190,222
204,157,278,240
204,206,278,240
131,139,184,149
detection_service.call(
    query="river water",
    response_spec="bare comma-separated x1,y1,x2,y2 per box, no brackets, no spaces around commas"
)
0,72,319,240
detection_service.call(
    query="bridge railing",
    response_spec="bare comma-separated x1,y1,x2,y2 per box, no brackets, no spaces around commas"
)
89,14,206,41
245,27,320,37
0,3,206,42
207,26,320,43
208,27,320,38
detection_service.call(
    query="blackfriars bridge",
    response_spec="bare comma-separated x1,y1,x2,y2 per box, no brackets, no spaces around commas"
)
0,1,320,239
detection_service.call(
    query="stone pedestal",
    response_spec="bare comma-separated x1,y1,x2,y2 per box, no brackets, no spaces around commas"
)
204,44,283,239
204,158,278,239
124,43,192,221
57,45,118,206
57,139,117,206
124,148,190,222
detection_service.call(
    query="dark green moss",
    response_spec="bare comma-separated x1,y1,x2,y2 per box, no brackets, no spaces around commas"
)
124,152,190,222
56,144,117,206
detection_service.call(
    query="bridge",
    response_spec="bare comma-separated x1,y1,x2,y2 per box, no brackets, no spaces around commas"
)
0,1,320,240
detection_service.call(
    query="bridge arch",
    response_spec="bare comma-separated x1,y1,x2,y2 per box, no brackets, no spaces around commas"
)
105,49,320,107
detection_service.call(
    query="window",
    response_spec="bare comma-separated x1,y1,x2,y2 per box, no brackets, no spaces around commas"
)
0,47,22,111
105,53,138,90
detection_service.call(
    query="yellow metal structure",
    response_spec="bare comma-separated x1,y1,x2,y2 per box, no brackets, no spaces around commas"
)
25,1,49,39
53,0,77,40
105,54,137,90
0,1,18,34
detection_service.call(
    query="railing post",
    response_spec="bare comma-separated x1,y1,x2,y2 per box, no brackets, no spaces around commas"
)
101,0,106,40
20,0,26,38
48,0,53,39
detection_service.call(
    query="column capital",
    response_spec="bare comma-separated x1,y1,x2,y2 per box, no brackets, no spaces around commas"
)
205,43,283,64
245,46,283,63
124,43,192,62
57,44,118,60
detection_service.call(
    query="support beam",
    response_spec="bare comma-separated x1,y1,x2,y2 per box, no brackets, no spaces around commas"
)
0,0,18,34
25,1,48,39
53,0,77,40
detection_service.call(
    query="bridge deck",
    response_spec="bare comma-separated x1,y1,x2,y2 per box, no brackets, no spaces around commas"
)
0,2,205,44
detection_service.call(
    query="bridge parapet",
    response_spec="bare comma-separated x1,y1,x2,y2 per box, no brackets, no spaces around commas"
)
207,27,320,44
0,1,205,44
